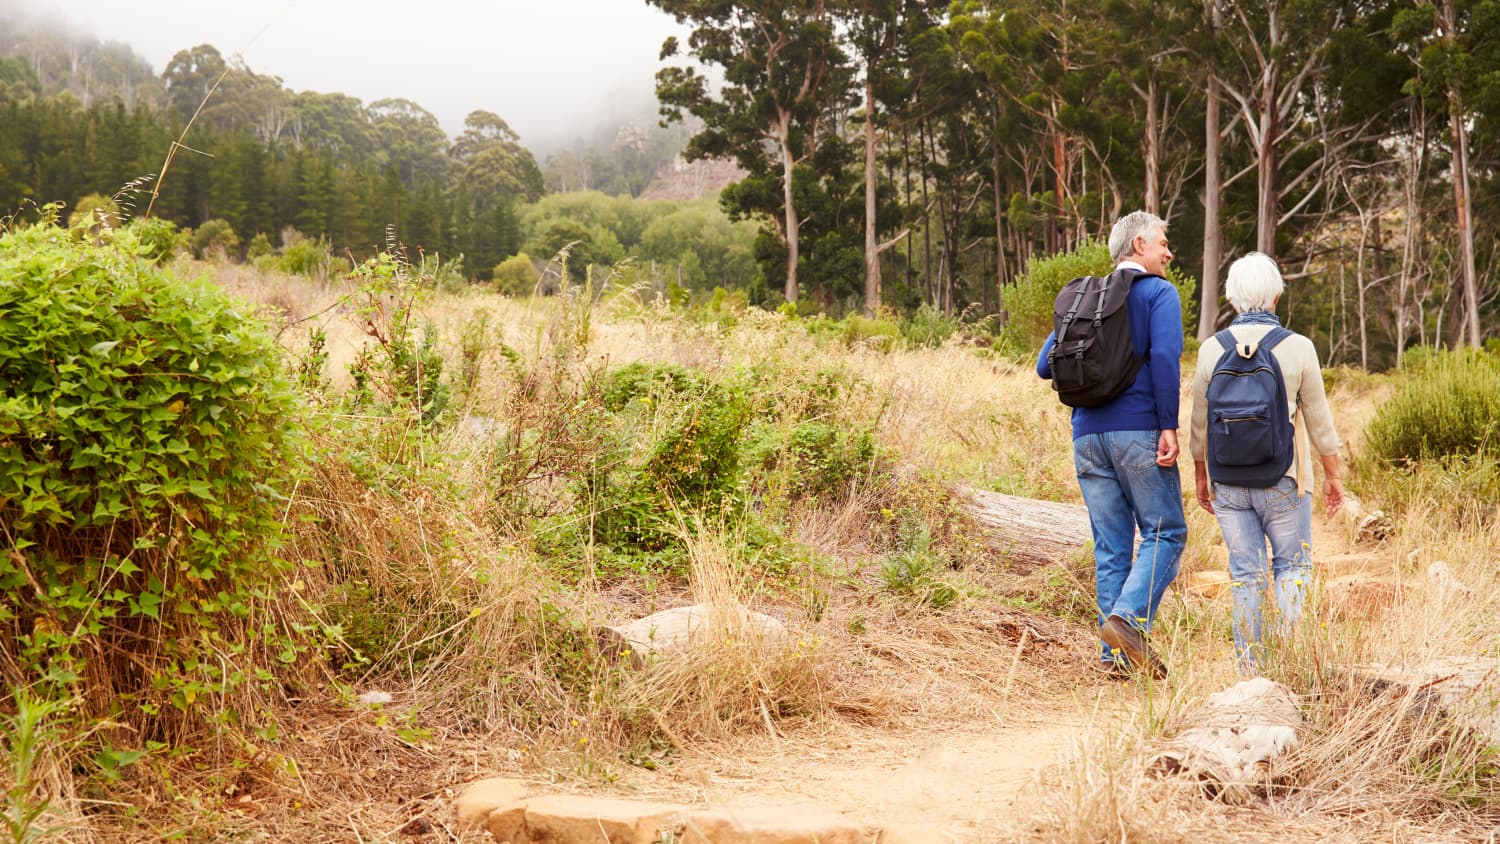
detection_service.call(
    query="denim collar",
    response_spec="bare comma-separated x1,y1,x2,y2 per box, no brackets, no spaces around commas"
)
1230,309,1281,328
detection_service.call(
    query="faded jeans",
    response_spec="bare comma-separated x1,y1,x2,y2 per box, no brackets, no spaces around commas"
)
1212,476,1313,673
1073,431,1187,664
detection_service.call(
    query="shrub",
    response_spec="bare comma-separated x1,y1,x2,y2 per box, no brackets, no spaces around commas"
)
123,217,181,265
0,223,305,739
902,303,959,349
746,420,876,501
587,363,752,553
1364,350,1500,463
279,236,333,276
190,218,240,260
493,252,539,296
839,313,901,351
67,193,120,229
997,240,1197,357
345,252,450,425
246,232,275,260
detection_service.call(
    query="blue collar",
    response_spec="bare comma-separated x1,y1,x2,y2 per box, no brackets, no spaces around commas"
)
1231,309,1281,327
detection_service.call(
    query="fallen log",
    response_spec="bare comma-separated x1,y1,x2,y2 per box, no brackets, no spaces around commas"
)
962,487,1093,574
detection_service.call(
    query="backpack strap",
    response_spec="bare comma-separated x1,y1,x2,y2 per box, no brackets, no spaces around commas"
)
1216,325,1292,359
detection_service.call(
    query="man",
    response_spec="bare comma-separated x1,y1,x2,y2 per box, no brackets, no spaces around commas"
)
1036,211,1186,679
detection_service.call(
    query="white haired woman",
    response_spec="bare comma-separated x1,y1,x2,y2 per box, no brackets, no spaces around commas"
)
1189,252,1345,673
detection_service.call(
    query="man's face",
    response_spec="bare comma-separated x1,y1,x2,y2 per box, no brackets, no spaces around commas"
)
1134,227,1173,276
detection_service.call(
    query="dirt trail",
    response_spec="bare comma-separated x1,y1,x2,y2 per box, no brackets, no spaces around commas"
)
636,712,1095,841
611,507,1388,842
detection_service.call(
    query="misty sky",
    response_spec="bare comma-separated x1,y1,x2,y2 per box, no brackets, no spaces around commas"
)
15,0,689,154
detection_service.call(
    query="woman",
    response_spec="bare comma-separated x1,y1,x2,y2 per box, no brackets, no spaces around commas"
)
1190,252,1345,673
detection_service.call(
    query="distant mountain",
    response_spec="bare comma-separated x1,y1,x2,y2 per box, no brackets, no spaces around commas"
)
638,156,747,202
0,8,163,109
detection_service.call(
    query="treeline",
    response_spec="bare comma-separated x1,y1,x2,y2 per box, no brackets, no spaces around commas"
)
0,29,542,278
652,0,1500,366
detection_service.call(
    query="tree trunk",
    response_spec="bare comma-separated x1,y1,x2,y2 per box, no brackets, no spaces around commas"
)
863,74,881,317
1144,76,1160,215
994,145,1008,319
777,111,800,304
1255,79,1279,256
963,488,1092,574
1199,68,1222,341
1444,14,1480,347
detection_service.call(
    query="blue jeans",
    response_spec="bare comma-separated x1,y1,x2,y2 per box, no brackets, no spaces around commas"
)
1073,431,1187,663
1212,477,1312,673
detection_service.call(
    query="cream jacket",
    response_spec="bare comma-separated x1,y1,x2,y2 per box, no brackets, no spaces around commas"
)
1188,324,1341,493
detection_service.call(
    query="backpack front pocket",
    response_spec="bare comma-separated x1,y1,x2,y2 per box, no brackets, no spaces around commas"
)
1211,404,1276,466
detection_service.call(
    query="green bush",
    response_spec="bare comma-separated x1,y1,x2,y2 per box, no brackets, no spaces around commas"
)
839,314,901,351
0,223,305,734
746,420,876,501
493,252,538,296
279,236,334,276
246,231,275,260
67,193,120,229
190,218,240,260
1365,350,1500,463
997,240,1196,357
901,303,959,349
123,217,181,265
545,362,754,568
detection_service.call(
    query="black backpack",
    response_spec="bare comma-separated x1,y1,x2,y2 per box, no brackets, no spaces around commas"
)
1205,327,1295,487
1048,268,1146,408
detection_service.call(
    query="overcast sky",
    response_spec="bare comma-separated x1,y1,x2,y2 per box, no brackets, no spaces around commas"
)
12,0,689,154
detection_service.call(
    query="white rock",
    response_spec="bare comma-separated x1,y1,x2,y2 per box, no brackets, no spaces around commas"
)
357,690,393,706
1155,677,1302,802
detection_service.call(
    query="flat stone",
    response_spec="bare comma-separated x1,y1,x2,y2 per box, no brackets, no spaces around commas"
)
523,795,684,843
455,778,530,831
680,805,877,844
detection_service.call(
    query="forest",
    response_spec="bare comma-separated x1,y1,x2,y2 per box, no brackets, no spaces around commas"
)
4,1,1500,369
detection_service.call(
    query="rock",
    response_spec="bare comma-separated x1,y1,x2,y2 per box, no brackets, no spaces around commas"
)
601,603,786,663
520,795,684,844
1359,656,1500,746
1339,495,1392,544
681,805,877,844
455,778,531,831
1324,575,1401,619
1426,561,1471,603
1153,677,1302,803
1182,570,1231,601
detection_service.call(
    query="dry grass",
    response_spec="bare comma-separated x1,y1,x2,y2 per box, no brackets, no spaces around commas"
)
27,258,1500,842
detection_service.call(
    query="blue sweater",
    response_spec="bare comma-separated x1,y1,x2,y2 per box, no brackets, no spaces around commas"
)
1035,272,1183,438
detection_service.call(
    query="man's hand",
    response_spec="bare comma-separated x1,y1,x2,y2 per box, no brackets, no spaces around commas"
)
1194,460,1214,514
1156,429,1179,467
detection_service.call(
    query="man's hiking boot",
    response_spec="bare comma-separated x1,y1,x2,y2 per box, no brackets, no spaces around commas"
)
1097,660,1132,681
1099,614,1168,680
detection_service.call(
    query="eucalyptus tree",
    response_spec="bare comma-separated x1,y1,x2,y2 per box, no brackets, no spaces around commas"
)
650,0,854,304
838,0,944,315
1394,0,1500,348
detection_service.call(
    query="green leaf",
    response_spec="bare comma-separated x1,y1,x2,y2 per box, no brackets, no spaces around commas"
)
89,340,120,357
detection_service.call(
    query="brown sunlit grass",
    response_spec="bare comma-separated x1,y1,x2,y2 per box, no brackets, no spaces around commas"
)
37,257,1500,842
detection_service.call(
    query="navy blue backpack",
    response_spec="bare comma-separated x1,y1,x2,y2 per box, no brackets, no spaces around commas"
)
1205,327,1295,487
